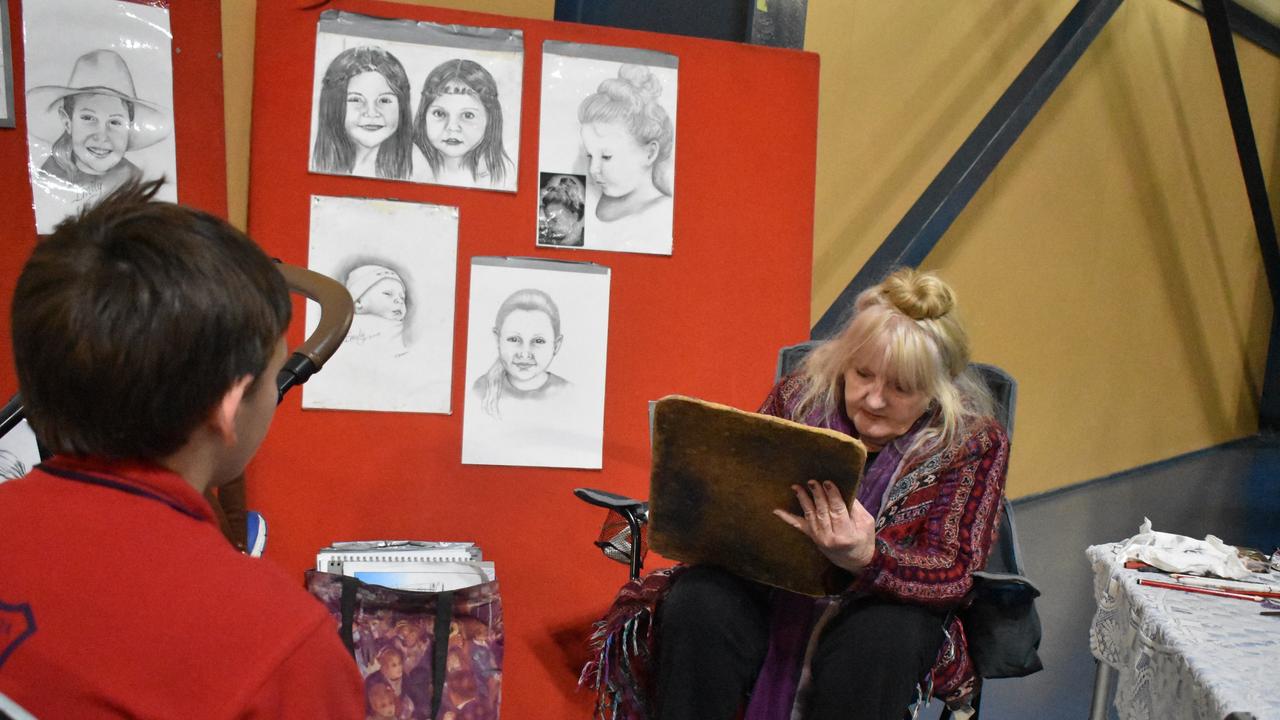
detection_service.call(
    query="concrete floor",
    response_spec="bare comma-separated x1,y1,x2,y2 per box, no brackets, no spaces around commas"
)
921,433,1280,719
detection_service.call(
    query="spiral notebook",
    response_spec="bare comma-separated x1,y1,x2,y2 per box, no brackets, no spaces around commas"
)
315,540,496,592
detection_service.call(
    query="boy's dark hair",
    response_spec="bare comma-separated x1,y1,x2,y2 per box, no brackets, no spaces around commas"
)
11,179,291,459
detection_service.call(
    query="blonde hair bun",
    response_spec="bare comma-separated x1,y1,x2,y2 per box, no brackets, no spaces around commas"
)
880,268,954,321
616,64,662,102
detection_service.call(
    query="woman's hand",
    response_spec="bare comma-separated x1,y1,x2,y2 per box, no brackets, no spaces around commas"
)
773,480,876,572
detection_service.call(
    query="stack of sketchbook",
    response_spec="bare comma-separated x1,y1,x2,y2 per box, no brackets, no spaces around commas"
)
315,540,496,592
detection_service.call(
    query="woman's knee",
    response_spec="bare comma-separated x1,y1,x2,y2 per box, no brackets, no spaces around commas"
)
851,602,943,650
815,601,945,675
659,565,769,638
806,602,945,719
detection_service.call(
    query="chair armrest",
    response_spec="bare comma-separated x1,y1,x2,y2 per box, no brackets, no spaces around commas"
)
573,487,649,520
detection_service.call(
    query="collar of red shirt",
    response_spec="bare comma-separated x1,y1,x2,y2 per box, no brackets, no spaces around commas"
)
38,455,216,524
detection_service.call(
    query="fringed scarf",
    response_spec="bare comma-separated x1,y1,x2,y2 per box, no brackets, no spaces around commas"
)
580,565,688,720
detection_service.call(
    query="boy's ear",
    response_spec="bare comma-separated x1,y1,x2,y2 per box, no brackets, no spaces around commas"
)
210,375,255,445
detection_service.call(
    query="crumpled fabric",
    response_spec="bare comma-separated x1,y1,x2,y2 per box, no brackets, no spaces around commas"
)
1116,518,1251,579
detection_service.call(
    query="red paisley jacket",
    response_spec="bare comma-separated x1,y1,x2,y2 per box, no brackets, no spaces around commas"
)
759,374,1010,707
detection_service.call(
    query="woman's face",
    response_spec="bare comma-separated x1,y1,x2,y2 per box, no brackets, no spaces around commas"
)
344,71,400,150
842,346,931,450
424,82,488,159
357,278,405,321
495,309,560,388
581,121,656,198
62,93,130,175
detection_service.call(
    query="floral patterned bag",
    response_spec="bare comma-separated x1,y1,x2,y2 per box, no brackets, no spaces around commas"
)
306,571,503,720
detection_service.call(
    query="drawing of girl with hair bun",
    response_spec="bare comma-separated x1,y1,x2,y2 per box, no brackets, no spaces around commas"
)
577,64,674,250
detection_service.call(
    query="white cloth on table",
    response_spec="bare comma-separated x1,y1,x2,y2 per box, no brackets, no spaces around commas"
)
1115,517,1253,579
1088,542,1280,720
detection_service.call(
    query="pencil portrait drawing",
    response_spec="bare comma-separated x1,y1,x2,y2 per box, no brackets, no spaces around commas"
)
472,288,570,418
23,0,178,233
538,43,677,255
310,13,523,192
303,196,458,415
344,263,411,358
414,59,515,188
311,46,416,181
579,64,674,235
461,258,610,469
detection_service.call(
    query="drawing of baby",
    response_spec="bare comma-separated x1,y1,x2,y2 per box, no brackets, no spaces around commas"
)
344,264,410,358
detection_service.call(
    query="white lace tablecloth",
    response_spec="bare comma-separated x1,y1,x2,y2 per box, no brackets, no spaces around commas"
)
1088,543,1280,720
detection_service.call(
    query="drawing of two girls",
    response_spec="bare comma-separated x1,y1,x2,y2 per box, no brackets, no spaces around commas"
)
312,48,515,190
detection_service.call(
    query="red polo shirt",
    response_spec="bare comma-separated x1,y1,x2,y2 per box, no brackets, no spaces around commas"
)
0,456,364,718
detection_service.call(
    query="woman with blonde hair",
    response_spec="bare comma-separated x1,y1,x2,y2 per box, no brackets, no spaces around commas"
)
588,268,1009,720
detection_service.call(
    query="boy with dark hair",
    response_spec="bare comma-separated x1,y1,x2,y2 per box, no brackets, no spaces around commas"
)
0,180,363,717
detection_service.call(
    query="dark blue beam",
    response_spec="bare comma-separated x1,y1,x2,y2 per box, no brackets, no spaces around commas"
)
812,0,1123,339
1200,0,1280,430
1179,0,1280,58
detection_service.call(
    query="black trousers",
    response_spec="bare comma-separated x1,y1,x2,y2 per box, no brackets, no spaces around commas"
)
655,565,945,720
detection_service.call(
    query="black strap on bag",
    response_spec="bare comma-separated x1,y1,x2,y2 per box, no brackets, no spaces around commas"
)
336,578,456,720
338,575,360,656
429,591,454,720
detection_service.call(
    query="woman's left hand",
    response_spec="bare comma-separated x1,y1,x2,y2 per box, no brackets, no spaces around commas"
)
773,480,876,572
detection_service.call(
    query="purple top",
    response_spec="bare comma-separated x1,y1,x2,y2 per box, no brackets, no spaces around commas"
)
780,390,923,520
743,385,927,720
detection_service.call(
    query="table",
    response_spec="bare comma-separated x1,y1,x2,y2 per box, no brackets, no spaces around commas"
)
1087,543,1280,720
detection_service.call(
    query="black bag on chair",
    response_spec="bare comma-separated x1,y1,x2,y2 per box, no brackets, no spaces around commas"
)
961,570,1044,678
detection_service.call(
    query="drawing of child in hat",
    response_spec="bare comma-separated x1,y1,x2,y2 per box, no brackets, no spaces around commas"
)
27,49,172,203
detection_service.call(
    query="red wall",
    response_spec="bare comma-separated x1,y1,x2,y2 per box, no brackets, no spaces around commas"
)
247,2,818,717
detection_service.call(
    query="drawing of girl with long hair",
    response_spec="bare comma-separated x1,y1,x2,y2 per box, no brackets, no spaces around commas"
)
312,46,416,180
413,59,514,188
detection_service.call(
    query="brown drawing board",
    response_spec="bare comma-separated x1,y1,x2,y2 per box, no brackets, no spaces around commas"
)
648,395,866,596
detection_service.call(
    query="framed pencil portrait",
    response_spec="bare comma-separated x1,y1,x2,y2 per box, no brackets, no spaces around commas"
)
21,0,178,232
